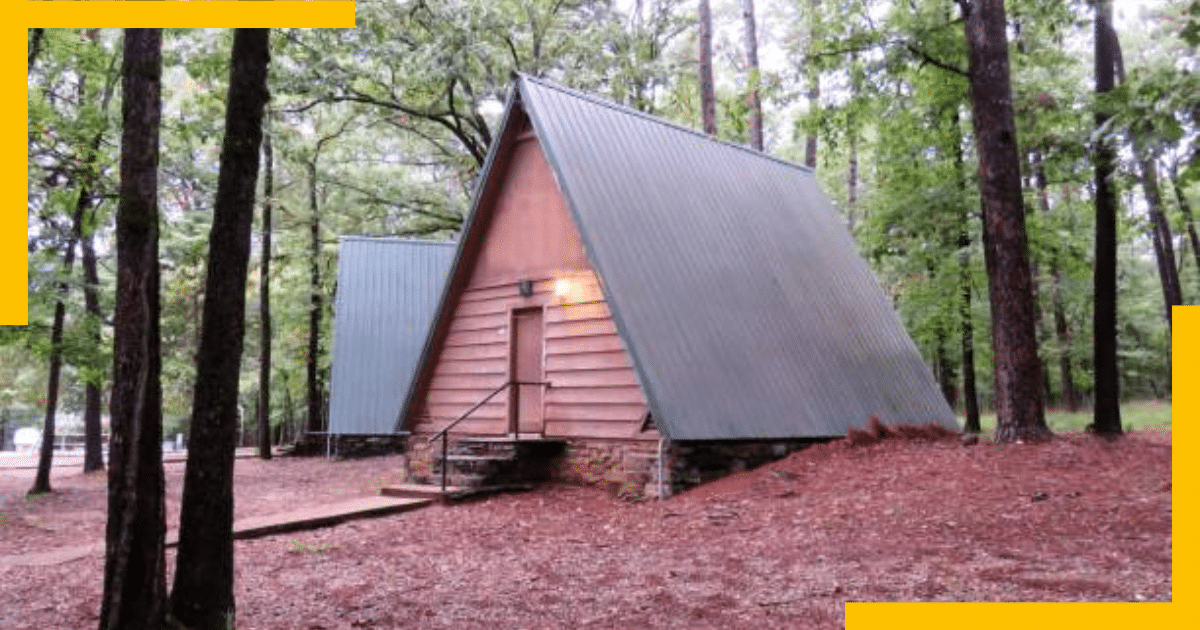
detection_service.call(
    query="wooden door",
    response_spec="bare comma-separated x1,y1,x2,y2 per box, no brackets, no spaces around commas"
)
511,307,545,435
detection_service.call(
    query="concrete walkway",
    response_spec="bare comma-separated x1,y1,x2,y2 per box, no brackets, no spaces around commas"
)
0,493,433,569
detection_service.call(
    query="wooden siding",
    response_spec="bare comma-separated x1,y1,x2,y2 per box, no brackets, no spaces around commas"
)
412,134,654,441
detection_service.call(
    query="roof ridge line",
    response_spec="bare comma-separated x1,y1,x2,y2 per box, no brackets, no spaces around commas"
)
516,73,815,175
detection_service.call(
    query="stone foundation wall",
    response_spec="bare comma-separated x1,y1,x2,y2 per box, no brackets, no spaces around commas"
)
404,434,818,499
287,433,408,458
666,439,815,494
331,434,408,459
551,438,666,499
406,435,436,483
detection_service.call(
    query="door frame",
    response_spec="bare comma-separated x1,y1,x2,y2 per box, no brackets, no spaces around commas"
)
507,305,546,437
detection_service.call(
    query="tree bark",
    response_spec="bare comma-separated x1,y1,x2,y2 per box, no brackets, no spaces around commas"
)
81,200,106,473
1137,151,1183,325
958,237,981,432
804,0,821,168
258,124,274,460
1032,150,1079,411
28,28,45,74
935,318,957,410
33,25,119,488
962,0,1049,442
170,29,270,630
1169,160,1200,275
953,112,981,432
847,130,858,205
742,0,763,150
698,0,717,136
82,35,120,475
1108,20,1184,323
30,204,81,495
1092,0,1122,436
306,160,324,434
99,27,167,630
283,379,295,444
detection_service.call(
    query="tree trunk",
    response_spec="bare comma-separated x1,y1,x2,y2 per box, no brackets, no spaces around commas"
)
935,320,957,410
847,124,858,226
844,49,861,229
1169,160,1200,276
258,124,274,460
99,28,167,630
30,207,79,495
1137,151,1183,325
170,29,270,630
962,0,1049,443
282,380,294,445
1033,151,1079,412
306,161,324,435
698,0,717,136
33,26,119,488
81,201,105,473
1110,19,1184,325
958,244,981,432
81,35,120,475
953,111,981,432
741,0,763,150
1092,0,1122,436
804,0,821,168
28,28,44,74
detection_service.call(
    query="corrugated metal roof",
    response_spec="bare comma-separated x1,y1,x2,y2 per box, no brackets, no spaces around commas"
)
516,75,957,440
328,237,455,435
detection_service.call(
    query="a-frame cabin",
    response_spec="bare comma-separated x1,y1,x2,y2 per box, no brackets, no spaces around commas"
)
398,76,956,496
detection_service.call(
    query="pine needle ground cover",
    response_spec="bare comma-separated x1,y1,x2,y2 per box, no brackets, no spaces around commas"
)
0,427,1170,628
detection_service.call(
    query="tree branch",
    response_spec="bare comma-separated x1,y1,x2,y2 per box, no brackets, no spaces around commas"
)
905,43,970,77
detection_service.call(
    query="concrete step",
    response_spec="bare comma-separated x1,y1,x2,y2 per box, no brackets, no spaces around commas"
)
456,435,565,444
382,482,536,503
381,483,469,503
444,483,535,502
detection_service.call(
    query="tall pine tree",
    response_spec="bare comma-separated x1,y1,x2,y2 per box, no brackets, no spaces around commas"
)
170,28,271,630
99,27,168,630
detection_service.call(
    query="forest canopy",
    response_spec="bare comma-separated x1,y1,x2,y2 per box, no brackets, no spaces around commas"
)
16,1,1195,448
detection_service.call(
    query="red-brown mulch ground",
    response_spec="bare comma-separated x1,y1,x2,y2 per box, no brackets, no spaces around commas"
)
0,429,1171,629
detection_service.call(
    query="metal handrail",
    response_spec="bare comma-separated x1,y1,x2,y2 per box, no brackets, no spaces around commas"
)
429,380,549,491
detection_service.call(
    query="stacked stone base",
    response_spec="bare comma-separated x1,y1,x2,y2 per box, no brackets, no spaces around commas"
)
404,434,820,500
406,436,564,488
543,438,662,499
330,434,408,458
666,439,817,493
286,433,408,458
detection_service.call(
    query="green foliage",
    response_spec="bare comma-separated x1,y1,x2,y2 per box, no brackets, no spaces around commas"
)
977,400,1172,433
1180,1,1200,46
17,5,1187,444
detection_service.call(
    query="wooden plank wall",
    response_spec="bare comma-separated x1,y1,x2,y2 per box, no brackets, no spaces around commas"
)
413,133,654,442
418,274,654,441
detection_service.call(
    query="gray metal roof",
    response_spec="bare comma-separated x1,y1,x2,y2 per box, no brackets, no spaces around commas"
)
328,237,455,435
518,76,957,440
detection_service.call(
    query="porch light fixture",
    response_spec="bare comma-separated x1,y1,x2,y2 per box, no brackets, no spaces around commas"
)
554,279,571,297
518,279,534,297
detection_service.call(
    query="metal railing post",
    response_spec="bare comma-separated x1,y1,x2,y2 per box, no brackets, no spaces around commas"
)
427,380,550,492
441,433,448,492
